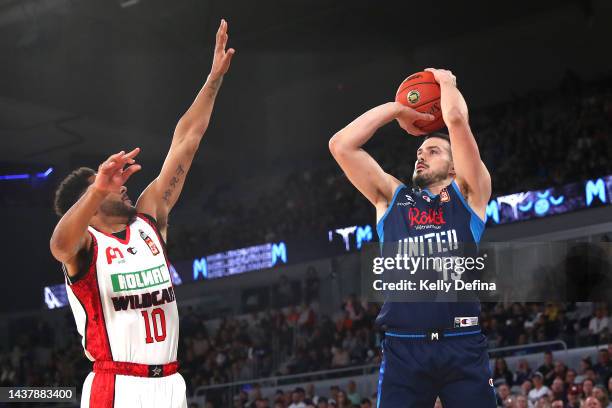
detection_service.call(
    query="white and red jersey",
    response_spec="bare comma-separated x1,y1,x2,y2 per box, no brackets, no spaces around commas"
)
65,213,179,365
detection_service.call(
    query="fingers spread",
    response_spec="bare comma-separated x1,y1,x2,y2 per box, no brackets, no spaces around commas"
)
122,164,142,181
124,147,141,160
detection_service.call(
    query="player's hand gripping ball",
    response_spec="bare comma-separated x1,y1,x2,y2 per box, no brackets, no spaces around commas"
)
395,71,444,132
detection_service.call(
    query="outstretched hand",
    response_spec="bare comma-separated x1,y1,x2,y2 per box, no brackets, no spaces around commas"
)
209,19,235,81
93,148,142,194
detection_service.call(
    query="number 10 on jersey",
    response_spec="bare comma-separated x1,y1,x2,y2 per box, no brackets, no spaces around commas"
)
141,308,167,343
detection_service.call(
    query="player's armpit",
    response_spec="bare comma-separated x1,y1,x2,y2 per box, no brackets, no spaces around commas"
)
455,163,491,221
447,123,491,212
50,229,91,266
62,233,93,279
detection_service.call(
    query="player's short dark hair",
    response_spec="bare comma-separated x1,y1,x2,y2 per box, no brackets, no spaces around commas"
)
424,132,451,145
53,167,96,216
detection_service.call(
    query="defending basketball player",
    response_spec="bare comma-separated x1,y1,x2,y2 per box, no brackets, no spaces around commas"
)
329,68,495,407
49,19,234,408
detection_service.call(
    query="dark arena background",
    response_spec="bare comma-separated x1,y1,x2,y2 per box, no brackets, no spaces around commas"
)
1,0,612,407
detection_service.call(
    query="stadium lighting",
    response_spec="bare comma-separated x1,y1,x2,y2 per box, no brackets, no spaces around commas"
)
0,173,30,180
0,167,54,181
36,167,54,178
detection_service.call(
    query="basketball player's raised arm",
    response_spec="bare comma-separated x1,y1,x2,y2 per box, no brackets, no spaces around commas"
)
426,68,491,216
329,103,434,209
50,150,142,265
136,19,234,237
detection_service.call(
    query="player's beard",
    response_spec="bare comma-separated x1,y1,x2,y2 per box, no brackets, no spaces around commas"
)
99,199,137,219
412,164,451,189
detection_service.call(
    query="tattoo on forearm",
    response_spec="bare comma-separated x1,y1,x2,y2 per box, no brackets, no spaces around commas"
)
162,164,186,204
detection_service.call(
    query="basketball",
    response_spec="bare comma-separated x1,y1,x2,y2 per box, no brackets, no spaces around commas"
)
395,71,445,132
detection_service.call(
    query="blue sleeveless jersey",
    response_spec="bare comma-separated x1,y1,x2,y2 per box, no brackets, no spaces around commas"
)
375,180,486,331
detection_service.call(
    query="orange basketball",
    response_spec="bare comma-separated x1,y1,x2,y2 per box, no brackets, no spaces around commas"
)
395,71,444,133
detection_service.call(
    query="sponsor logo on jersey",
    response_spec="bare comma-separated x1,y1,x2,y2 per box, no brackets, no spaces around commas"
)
397,195,416,207
127,247,137,255
139,229,160,256
422,194,431,203
489,378,494,387
106,247,125,264
440,188,450,203
454,316,479,328
111,286,176,311
408,208,446,227
110,264,169,292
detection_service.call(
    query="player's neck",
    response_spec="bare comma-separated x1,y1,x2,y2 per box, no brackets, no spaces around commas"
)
91,215,131,234
422,177,453,195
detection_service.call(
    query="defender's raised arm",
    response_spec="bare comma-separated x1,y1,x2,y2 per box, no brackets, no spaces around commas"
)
136,19,235,238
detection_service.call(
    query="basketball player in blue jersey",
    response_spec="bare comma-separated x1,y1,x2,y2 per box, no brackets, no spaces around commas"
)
329,68,495,407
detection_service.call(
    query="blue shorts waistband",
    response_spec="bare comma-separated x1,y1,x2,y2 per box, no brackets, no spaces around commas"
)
385,327,481,340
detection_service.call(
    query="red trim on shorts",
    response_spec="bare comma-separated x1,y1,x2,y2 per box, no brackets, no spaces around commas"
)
90,372,116,408
93,360,179,377
69,239,113,361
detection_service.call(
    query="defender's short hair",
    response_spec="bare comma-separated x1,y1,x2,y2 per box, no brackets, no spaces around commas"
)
53,167,96,216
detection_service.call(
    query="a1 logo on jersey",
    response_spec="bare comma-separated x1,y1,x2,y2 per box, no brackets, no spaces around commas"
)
106,247,125,264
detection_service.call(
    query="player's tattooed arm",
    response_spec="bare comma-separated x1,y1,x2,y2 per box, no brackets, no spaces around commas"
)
425,68,491,220
136,19,234,234
160,164,185,205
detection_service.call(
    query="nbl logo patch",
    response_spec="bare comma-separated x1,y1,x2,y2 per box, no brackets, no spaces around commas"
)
407,90,420,104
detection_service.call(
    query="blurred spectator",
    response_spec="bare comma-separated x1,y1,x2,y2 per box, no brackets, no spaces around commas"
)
514,359,533,385
539,351,556,386
528,372,552,404
593,349,612,386
494,358,514,386
589,306,610,345
496,383,511,406
346,380,360,406
288,387,306,408
567,384,581,408
584,396,603,408
550,377,566,402
360,398,372,408
584,378,596,399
